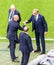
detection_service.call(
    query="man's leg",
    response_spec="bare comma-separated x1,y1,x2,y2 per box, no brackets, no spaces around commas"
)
35,31,41,52
21,52,30,65
9,40,16,60
40,32,45,54
21,52,24,65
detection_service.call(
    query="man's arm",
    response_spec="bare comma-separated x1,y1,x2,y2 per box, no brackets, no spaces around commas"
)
18,23,23,31
15,10,21,23
6,24,9,38
7,24,9,34
24,15,32,25
42,16,48,34
8,9,10,22
17,12,21,22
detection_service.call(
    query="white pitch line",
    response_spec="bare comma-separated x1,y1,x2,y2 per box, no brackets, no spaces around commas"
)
32,38,54,41
0,37,7,39
0,37,54,41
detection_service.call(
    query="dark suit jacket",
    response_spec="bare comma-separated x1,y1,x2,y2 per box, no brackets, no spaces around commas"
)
27,14,48,32
8,9,21,22
7,9,21,37
19,32,33,53
7,20,23,41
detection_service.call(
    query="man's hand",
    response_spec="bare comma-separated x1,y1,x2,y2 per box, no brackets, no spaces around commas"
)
25,20,28,23
23,20,28,25
44,32,48,35
31,50,34,53
23,22,26,25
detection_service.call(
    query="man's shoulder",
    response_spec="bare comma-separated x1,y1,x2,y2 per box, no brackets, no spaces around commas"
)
9,21,12,24
9,21,15,26
32,15,34,17
9,9,11,12
20,32,29,37
19,32,24,37
24,33,30,39
39,14,44,17
15,9,19,13
20,32,24,34
15,9,18,12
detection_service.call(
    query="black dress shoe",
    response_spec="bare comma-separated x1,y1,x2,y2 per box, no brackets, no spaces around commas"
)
15,56,18,58
8,45,10,48
12,59,20,62
40,52,46,54
34,49,41,53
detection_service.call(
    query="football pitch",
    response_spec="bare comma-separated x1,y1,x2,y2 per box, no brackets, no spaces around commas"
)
0,0,54,65
0,41,54,65
0,0,54,38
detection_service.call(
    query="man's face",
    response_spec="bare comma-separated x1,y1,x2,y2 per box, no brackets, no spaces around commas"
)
14,15,19,21
11,7,15,12
33,10,38,16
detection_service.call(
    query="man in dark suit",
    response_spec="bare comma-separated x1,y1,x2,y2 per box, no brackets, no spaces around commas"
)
8,4,21,23
19,26,34,65
7,15,23,62
24,9,48,54
7,4,21,48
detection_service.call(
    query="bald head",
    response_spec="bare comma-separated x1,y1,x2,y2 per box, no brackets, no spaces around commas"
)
33,9,39,16
24,26,29,32
10,4,15,11
13,15,19,21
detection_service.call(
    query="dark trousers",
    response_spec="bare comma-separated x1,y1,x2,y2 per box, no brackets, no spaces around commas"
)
8,39,19,47
35,31,45,53
21,52,30,65
9,40,16,60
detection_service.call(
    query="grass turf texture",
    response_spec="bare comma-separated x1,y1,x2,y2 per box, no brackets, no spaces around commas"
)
0,0,54,65
0,42,54,65
0,0,54,39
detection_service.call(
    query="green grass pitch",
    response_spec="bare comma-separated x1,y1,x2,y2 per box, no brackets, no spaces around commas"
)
0,0,54,38
0,42,54,65
0,0,54,65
